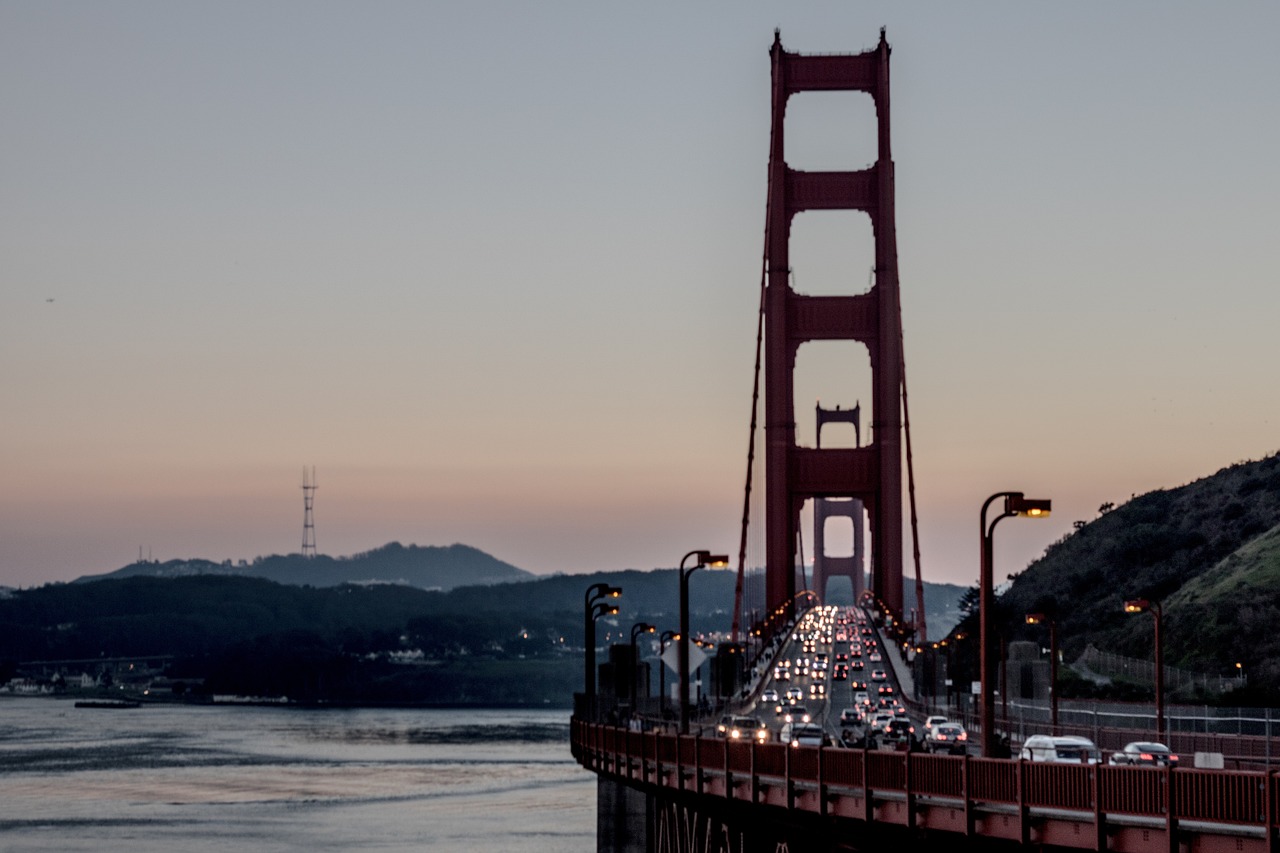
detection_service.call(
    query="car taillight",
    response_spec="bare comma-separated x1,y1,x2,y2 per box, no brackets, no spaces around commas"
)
957,732,967,740
1139,753,1153,761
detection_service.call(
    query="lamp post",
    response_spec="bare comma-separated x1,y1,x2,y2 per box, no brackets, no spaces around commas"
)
659,630,678,718
1025,612,1058,734
980,491,1051,757
583,583,622,709
680,550,729,734
1124,598,1165,740
629,622,655,709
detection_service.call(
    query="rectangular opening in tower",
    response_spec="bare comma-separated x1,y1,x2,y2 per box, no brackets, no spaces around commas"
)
789,210,876,297
784,91,877,174
793,340,873,449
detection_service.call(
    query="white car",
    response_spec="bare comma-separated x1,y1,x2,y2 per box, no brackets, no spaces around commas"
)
781,705,812,725
923,715,949,735
868,712,894,731
780,722,825,747
926,723,969,754
1021,735,1101,765
761,688,780,705
870,669,887,682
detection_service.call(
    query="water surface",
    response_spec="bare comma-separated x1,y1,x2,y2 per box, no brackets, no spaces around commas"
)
0,698,594,852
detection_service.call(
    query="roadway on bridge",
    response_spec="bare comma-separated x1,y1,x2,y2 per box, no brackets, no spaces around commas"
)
736,603,948,751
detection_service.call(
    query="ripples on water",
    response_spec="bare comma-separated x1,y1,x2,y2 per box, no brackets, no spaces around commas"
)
0,698,595,852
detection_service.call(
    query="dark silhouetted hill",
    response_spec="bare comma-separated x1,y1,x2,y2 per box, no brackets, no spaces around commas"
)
73,542,530,591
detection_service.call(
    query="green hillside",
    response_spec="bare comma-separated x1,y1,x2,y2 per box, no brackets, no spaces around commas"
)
960,452,1280,694
1162,522,1280,679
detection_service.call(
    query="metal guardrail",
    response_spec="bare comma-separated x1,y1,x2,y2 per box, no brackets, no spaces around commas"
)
573,718,1280,850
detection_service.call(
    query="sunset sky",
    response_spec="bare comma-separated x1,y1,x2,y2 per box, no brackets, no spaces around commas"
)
3,3,1277,596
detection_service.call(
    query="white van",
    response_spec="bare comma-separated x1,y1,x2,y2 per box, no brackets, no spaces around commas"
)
780,722,825,747
1020,735,1101,764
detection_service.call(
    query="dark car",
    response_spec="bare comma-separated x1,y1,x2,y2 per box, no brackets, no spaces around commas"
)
881,717,914,743
1109,742,1178,767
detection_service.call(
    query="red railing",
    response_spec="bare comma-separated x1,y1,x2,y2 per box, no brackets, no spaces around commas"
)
572,718,1280,848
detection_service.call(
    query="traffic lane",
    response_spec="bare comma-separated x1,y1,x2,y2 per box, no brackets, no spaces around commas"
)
755,608,834,742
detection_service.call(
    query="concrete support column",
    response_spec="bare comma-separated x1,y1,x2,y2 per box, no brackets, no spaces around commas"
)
597,776,650,853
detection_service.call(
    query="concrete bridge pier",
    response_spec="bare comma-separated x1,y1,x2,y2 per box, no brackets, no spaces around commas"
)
598,775,651,853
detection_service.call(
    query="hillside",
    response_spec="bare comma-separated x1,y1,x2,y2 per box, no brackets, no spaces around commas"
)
971,452,1280,690
2,564,966,705
1162,521,1280,680
73,542,531,591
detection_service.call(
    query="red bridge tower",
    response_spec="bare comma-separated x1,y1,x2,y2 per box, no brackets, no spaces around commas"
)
764,30,904,620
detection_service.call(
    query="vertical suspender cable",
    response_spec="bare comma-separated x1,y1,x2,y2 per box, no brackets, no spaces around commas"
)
730,254,768,644
731,111,778,645
901,326,927,643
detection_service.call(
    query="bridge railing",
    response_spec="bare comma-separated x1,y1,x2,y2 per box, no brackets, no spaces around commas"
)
573,717,1280,843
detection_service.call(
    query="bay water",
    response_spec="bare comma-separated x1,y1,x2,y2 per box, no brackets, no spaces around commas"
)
0,697,594,852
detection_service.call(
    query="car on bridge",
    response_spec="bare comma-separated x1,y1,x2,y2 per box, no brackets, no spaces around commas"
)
1109,742,1178,768
717,715,769,744
1021,735,1102,764
868,711,894,732
870,669,887,682
780,722,825,748
761,688,780,705
925,723,968,754
781,704,813,725
881,717,915,744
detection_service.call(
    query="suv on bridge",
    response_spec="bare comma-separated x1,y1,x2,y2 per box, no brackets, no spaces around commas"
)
1021,735,1101,764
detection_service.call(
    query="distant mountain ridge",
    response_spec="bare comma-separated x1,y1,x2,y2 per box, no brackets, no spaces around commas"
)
73,542,531,592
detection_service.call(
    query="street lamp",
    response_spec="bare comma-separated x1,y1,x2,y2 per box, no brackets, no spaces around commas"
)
679,550,729,733
1124,598,1165,740
629,622,655,709
980,491,1051,757
584,583,622,707
659,630,679,718
1025,612,1058,734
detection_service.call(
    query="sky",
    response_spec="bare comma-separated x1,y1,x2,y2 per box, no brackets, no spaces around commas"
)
3,3,1278,598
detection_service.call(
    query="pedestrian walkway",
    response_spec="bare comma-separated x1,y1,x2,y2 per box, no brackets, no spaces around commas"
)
875,619,915,697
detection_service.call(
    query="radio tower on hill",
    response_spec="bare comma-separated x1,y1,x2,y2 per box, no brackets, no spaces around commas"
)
301,467,318,558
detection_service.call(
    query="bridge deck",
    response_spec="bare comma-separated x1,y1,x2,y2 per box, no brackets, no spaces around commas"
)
573,719,1280,853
